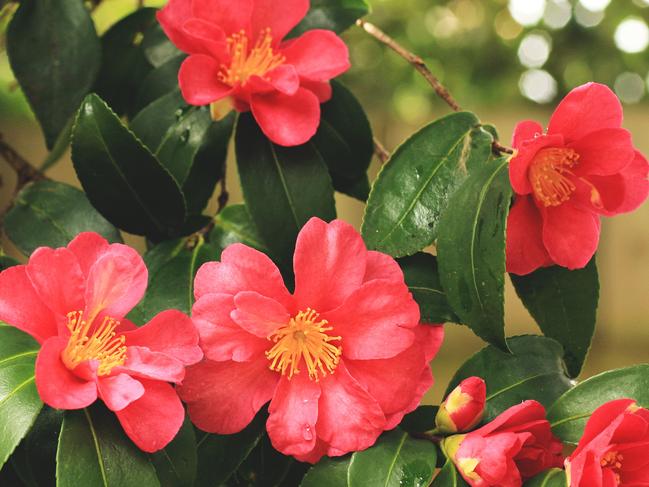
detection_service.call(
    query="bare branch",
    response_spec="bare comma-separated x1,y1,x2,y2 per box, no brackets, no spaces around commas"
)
0,134,47,192
373,137,390,164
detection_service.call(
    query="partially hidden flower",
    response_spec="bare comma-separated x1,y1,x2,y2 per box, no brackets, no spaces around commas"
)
444,400,564,487
435,376,486,434
566,398,649,487
178,217,444,463
506,82,649,275
157,0,350,147
0,233,203,452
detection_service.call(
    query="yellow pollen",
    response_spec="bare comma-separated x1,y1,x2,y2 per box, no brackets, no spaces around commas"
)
265,308,342,381
601,450,624,485
529,147,580,207
217,28,285,87
61,311,127,376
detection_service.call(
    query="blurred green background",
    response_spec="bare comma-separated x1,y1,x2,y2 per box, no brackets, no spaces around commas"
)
0,0,647,402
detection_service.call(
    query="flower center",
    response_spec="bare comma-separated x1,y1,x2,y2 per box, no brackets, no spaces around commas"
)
217,28,285,87
528,147,580,207
265,308,342,381
601,450,624,485
61,311,127,376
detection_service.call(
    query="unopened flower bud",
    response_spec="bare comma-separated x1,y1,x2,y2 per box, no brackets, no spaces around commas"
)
435,376,486,434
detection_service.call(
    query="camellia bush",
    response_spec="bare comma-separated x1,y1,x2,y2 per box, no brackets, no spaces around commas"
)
1,0,648,486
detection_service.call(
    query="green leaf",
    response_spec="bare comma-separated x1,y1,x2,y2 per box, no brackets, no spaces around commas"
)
0,256,20,271
446,336,572,422
430,459,469,487
300,456,350,487
135,55,186,114
210,204,268,253
548,364,649,444
312,81,373,201
436,157,512,350
362,112,493,257
141,23,182,69
292,0,370,35
0,327,42,470
348,429,437,487
94,8,157,117
150,416,196,487
398,253,458,324
131,90,234,214
6,0,101,148
523,469,567,487
235,113,336,271
56,405,160,487
232,433,303,487
511,258,599,378
41,116,74,171
399,405,438,434
4,180,122,256
71,93,187,239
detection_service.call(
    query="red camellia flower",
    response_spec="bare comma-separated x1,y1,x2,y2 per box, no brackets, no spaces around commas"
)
445,400,564,487
566,399,649,487
0,233,203,452
157,0,351,147
178,218,444,463
506,82,649,275
435,376,486,434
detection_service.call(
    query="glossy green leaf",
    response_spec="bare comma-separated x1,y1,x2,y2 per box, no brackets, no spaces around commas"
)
4,180,122,256
511,258,599,377
232,433,303,487
7,0,101,148
311,81,373,201
141,23,182,68
431,459,469,487
0,256,20,271
235,113,336,271
292,0,370,35
362,112,493,257
0,327,42,470
398,253,459,324
437,157,512,350
300,456,350,487
41,116,74,171
71,93,187,239
524,469,567,487
446,336,572,422
56,405,160,487
150,417,196,487
210,204,268,253
399,405,438,434
548,364,649,444
135,55,186,114
0,460,23,486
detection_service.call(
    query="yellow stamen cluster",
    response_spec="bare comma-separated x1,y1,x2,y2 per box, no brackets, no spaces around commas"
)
61,311,126,376
266,308,342,381
600,451,624,485
529,147,580,207
218,28,285,87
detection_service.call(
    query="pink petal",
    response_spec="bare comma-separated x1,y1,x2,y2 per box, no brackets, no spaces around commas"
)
542,203,601,270
512,120,544,148
282,30,351,82
267,373,321,457
0,265,58,343
293,218,367,313
250,87,321,146
192,0,253,35
26,247,84,317
194,244,292,308
121,346,186,383
251,0,309,42
419,323,445,361
179,55,233,106
123,309,202,365
67,232,110,277
614,151,649,213
231,291,290,338
156,0,196,54
115,379,185,452
247,65,300,96
192,293,269,362
293,438,329,464
301,80,333,103
570,128,635,177
35,337,97,409
363,250,404,283
506,196,553,276
179,358,278,434
547,83,623,144
474,400,547,436
316,362,385,454
509,134,564,195
181,19,229,59
97,373,144,411
572,399,635,456
84,244,147,320
323,279,418,360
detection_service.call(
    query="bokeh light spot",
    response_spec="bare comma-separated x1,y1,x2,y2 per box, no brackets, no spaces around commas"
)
544,0,572,29
519,69,557,103
579,0,611,12
518,32,552,68
615,18,649,53
614,72,645,103
508,0,546,26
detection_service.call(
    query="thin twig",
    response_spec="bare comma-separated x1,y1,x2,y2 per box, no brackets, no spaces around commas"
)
216,176,229,214
0,134,47,192
410,431,443,444
492,140,514,155
136,0,144,8
373,137,390,164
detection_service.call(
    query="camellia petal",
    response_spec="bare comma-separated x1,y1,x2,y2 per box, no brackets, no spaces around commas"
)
191,0,254,35
232,291,291,338
282,30,351,82
506,196,553,276
66,232,110,278
363,250,405,283
569,128,634,177
250,0,309,42
512,120,543,149
178,55,233,106
97,373,145,412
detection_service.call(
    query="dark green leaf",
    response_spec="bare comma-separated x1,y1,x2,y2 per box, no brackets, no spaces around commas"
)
398,253,458,324
56,405,160,487
0,256,20,271
399,405,438,434
4,180,122,256
135,55,186,114
292,0,370,35
7,0,101,148
230,433,299,487
446,336,572,422
348,429,437,487
436,157,512,350
312,81,373,201
141,23,182,68
0,327,42,470
0,460,24,486
235,113,336,271
431,459,469,487
362,112,493,257
94,8,157,116
548,364,649,444
511,259,599,377
150,416,196,487
71,94,186,239
210,204,268,253
41,116,73,171
524,469,567,487
300,456,350,487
